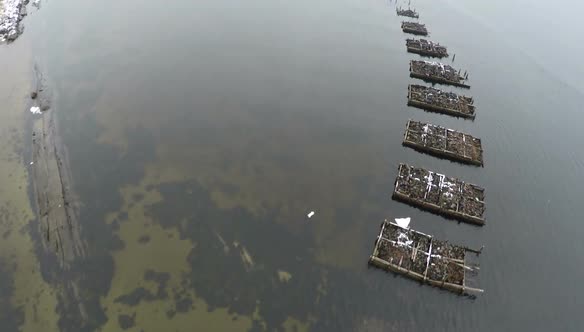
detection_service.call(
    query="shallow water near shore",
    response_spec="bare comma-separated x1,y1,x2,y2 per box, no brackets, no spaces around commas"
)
1,0,584,331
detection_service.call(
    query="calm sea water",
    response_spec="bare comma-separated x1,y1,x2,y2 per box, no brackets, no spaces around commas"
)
1,0,584,331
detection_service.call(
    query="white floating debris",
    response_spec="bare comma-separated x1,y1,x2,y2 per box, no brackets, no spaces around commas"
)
30,106,42,114
29,161,34,165
307,211,315,218
395,217,411,229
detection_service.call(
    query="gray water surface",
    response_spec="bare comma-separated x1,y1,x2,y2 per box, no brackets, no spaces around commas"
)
1,0,584,331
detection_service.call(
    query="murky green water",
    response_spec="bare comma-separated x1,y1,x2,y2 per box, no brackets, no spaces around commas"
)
1,0,584,331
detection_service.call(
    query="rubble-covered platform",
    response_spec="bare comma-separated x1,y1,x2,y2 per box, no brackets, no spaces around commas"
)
403,120,484,166
406,39,448,58
408,84,476,119
369,219,483,295
410,60,470,88
401,22,427,36
397,8,419,19
392,164,486,225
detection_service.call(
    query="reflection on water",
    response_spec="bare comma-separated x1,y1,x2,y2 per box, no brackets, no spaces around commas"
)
1,0,584,330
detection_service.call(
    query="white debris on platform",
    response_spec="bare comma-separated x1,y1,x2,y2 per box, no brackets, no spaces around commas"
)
394,217,411,229
30,106,41,114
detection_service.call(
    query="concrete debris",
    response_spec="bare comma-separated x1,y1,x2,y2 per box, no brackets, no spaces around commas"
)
0,0,29,42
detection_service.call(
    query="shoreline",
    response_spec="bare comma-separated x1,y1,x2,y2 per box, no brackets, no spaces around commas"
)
0,0,30,42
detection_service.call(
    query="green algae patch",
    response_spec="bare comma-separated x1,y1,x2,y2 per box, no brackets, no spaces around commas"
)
99,168,253,332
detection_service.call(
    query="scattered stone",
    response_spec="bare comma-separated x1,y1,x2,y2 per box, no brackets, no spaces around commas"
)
132,192,144,202
110,219,120,231
118,313,136,330
137,234,150,244
175,296,193,313
166,309,176,319
144,269,170,299
0,0,28,42
114,287,153,306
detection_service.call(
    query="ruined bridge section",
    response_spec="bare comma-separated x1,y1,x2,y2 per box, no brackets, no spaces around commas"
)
30,68,86,269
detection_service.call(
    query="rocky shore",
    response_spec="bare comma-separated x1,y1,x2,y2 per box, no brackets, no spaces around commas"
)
0,0,29,42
